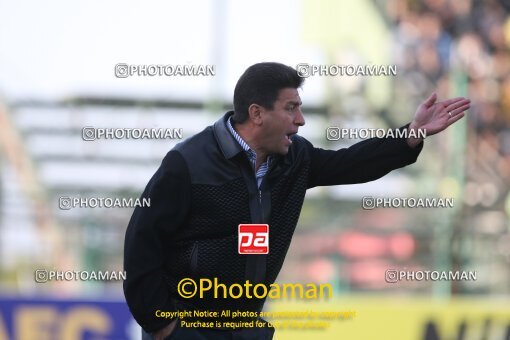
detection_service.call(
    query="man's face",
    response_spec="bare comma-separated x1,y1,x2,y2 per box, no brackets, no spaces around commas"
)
258,88,305,155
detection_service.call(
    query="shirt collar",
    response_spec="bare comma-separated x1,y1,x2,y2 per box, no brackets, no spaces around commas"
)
226,117,252,154
226,117,272,164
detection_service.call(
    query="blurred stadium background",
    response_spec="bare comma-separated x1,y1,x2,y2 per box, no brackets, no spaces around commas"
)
1,0,510,339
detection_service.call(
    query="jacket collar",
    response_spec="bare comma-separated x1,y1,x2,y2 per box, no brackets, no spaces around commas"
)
213,111,244,159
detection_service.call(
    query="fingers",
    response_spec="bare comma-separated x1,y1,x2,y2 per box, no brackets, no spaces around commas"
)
447,112,465,126
435,97,470,119
438,97,470,108
448,102,470,117
423,92,437,107
446,98,470,112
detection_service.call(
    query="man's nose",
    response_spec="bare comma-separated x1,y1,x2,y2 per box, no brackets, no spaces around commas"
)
295,109,305,126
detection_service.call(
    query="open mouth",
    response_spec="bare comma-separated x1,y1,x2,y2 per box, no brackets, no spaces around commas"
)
285,132,297,143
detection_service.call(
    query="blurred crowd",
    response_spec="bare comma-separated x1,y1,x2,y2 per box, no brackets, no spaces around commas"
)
289,0,510,295
388,0,510,183
387,0,510,292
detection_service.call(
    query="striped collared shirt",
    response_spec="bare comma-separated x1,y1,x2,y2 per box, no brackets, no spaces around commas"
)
227,117,271,188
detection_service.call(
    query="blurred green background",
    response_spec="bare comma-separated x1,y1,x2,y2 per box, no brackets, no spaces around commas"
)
0,0,509,339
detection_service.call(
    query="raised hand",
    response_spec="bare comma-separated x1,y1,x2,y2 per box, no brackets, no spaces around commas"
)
406,93,471,148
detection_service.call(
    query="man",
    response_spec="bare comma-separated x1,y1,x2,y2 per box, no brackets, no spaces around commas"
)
123,62,470,339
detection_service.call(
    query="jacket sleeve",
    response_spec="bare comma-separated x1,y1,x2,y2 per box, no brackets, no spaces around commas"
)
307,124,423,188
123,150,191,333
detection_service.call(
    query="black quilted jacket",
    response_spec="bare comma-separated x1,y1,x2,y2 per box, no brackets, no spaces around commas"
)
123,111,423,332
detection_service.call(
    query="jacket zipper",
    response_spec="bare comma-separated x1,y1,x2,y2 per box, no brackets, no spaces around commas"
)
258,189,263,221
190,242,198,276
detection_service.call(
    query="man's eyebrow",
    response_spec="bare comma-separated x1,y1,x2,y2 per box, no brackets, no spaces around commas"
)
285,100,302,106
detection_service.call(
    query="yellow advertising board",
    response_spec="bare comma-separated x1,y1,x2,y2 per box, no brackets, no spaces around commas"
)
268,296,510,340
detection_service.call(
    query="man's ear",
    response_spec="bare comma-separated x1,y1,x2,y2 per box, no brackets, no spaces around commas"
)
247,104,264,126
